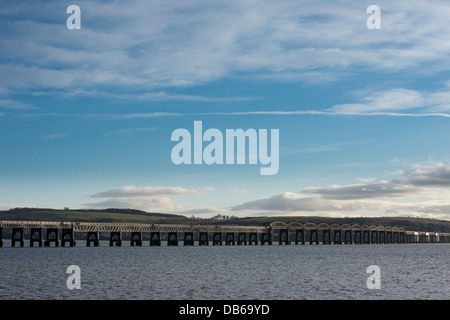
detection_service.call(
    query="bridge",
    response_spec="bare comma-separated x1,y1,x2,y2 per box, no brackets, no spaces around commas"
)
0,220,448,247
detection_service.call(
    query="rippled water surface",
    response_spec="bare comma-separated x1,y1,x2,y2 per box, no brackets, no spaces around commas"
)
0,242,448,300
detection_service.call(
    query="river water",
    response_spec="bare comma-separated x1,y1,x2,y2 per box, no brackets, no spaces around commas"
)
0,242,448,300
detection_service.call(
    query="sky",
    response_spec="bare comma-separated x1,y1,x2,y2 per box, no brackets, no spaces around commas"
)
2,0,450,220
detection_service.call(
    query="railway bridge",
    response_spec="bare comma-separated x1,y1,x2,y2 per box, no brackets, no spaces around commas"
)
0,220,448,247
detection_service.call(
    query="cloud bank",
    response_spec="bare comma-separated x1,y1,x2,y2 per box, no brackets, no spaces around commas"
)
86,185,214,212
3,0,450,93
229,163,450,220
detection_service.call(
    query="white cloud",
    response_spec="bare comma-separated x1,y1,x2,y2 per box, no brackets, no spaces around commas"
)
90,185,214,198
3,0,450,92
87,185,215,213
180,207,227,217
0,99,37,110
104,127,158,136
85,197,184,213
229,163,450,220
41,133,68,140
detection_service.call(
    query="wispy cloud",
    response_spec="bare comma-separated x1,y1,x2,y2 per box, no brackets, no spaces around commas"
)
86,185,215,212
3,0,450,92
0,99,37,110
104,127,158,136
31,89,257,103
41,133,67,140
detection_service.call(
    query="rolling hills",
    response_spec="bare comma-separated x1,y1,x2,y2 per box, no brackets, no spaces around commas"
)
0,207,449,233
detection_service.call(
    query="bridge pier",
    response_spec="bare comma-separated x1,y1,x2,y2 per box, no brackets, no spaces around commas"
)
279,229,290,245
184,232,194,246
61,228,75,247
45,228,59,247
199,232,209,246
322,229,331,244
150,232,161,246
0,227,3,247
213,232,222,245
109,231,122,246
295,229,305,245
86,231,99,247
30,228,43,247
386,232,393,244
354,230,362,244
309,229,319,245
11,227,24,247
237,232,247,245
168,232,178,246
333,230,342,244
131,232,142,246
225,232,235,245
248,232,258,245
362,230,370,244
371,231,378,244
344,230,352,244
261,232,272,245
379,231,385,244
400,232,406,244
393,232,399,244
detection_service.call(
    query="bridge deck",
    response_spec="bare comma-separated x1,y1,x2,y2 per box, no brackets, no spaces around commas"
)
0,220,448,246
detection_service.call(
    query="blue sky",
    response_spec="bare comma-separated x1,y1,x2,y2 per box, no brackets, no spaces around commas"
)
2,0,450,219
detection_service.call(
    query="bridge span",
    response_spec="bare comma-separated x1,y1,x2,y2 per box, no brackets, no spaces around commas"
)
0,220,448,247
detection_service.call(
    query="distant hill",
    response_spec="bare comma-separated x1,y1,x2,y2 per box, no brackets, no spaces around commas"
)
0,207,189,224
0,207,449,233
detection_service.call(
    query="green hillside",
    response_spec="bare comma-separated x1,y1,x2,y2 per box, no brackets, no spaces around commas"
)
0,207,449,233
0,207,189,224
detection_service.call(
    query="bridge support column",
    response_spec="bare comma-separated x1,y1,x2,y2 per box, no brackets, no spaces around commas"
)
12,228,24,247
168,232,178,246
109,232,122,246
0,227,3,247
248,232,258,245
400,232,406,244
86,231,99,247
45,228,59,247
309,229,319,245
225,232,235,245
30,228,43,247
213,232,222,245
354,230,362,244
261,232,272,245
344,230,353,244
150,232,161,246
184,232,194,246
295,229,305,245
322,229,331,244
131,232,142,246
393,232,399,244
199,232,209,246
386,232,392,244
61,228,75,247
371,231,378,244
362,230,370,244
333,230,342,244
279,229,290,245
237,232,247,245
379,231,385,244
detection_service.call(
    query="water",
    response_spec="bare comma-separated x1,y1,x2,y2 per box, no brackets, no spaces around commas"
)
0,242,448,300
